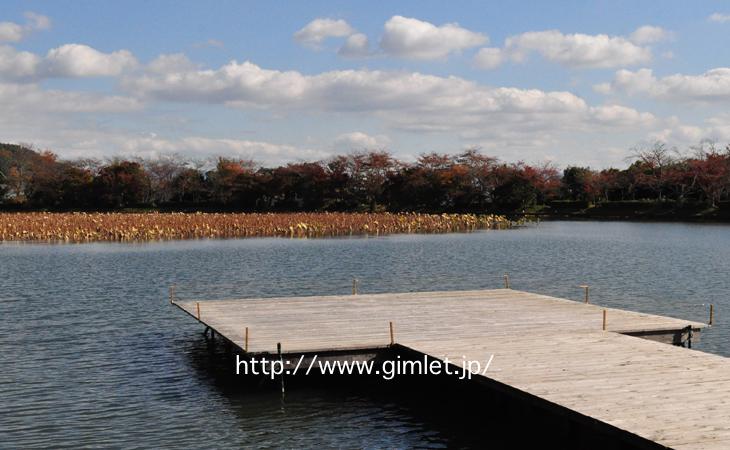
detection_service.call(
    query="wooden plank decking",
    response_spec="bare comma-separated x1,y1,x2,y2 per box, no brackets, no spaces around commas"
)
173,289,724,449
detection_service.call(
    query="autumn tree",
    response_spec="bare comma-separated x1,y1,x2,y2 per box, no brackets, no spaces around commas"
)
92,160,150,208
561,166,593,201
207,158,257,206
688,141,730,206
629,141,676,201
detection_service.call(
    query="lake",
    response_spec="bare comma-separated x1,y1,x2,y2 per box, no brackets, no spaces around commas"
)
2,221,728,448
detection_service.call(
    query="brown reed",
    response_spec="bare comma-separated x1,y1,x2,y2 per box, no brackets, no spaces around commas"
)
0,212,513,243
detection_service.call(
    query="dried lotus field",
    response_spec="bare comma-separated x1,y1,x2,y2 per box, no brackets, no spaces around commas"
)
0,212,514,243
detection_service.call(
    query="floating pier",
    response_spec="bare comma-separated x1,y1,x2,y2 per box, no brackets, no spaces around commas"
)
173,288,726,449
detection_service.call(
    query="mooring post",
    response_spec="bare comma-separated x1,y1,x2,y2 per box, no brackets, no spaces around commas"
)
277,342,285,398
352,278,358,295
196,302,201,321
709,304,715,326
389,321,395,345
602,309,607,331
580,285,589,303
169,284,176,304
245,327,249,352
504,273,510,289
684,325,694,349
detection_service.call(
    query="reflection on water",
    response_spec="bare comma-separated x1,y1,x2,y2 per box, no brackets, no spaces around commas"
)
1,221,728,448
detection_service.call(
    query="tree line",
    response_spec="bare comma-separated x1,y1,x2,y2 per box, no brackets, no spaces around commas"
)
1,141,729,213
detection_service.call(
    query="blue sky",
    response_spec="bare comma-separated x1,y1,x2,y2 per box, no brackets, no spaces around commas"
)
3,1,730,167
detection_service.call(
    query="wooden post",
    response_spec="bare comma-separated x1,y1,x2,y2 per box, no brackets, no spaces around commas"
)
169,284,176,304
389,321,395,345
277,342,285,397
352,278,358,295
504,274,510,289
196,302,201,321
709,304,714,326
602,309,607,331
245,327,249,352
580,285,589,304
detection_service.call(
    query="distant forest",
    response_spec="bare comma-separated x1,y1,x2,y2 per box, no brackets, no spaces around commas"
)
1,141,729,216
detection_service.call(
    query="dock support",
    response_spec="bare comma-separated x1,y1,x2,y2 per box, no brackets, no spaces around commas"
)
352,278,359,295
580,285,589,303
277,342,285,398
389,321,395,345
602,309,607,331
684,325,694,349
169,284,176,304
504,274,510,289
196,302,201,321
709,304,714,326
245,327,249,352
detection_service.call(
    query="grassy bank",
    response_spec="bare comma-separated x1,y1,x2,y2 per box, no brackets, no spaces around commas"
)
0,212,513,243
526,200,730,222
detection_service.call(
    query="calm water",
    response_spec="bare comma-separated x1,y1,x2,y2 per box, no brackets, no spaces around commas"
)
2,221,729,448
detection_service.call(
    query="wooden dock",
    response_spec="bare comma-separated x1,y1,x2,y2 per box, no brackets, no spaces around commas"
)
173,289,726,449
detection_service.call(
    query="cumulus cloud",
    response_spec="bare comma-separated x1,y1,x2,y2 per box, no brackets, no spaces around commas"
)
338,33,371,57
146,53,198,74
0,45,41,80
588,104,655,126
123,58,655,146
504,29,651,68
0,11,50,43
0,81,142,113
0,43,137,81
473,47,504,69
598,67,730,102
379,16,487,60
649,115,730,145
629,25,671,44
708,13,730,23
294,18,354,47
117,135,329,164
43,44,137,77
334,131,390,150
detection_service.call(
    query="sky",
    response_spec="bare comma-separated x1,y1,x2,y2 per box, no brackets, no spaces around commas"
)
3,1,730,168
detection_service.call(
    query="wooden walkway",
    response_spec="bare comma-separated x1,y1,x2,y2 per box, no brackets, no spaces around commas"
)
173,289,725,449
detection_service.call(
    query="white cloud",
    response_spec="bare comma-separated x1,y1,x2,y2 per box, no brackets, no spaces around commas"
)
294,18,354,47
0,43,137,81
629,25,671,44
0,12,50,43
147,53,198,74
379,16,487,60
0,81,142,113
7,127,327,165
43,44,137,77
124,58,656,147
192,38,224,49
708,13,730,23
504,29,651,68
473,47,504,69
24,12,51,30
334,132,390,150
338,33,370,57
0,45,41,80
599,67,730,102
649,115,730,145
119,136,329,164
589,104,655,126
0,21,24,43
